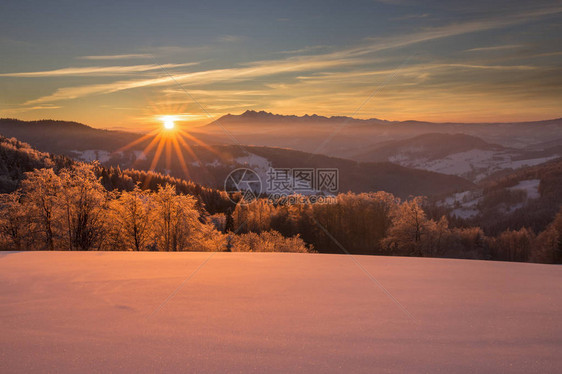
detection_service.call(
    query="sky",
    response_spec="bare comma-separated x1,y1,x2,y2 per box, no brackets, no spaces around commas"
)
1,0,562,131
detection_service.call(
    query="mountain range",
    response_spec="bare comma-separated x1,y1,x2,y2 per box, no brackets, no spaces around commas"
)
2,112,561,184
194,110,562,150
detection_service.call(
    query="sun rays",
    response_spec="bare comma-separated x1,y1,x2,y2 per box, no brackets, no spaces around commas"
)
114,115,219,182
107,94,234,189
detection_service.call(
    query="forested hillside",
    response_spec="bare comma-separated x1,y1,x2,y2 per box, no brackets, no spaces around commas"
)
0,118,139,154
0,136,232,213
0,135,560,263
0,136,72,192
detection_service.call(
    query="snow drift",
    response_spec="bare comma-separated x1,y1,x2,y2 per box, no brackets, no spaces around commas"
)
0,251,560,373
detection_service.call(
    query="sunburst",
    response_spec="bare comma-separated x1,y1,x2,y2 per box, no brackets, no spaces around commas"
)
161,115,176,130
114,117,217,184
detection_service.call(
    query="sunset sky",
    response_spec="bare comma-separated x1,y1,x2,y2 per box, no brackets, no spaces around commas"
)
1,0,561,131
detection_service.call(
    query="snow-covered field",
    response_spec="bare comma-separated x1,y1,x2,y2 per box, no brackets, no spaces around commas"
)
71,149,112,163
1,251,561,373
390,149,559,182
508,179,541,200
439,190,482,219
438,178,542,219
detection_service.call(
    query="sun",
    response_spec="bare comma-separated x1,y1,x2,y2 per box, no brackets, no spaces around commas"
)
161,115,176,130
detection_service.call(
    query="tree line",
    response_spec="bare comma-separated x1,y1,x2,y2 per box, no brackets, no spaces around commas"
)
231,194,562,263
0,164,309,253
1,135,561,262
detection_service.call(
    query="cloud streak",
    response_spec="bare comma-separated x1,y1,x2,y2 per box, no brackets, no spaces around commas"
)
13,5,562,107
0,63,198,77
24,56,366,104
465,45,524,52
342,5,562,58
77,54,153,60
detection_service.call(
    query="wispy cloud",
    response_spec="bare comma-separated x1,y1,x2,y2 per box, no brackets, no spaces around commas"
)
160,88,268,97
276,45,328,55
217,35,244,43
391,13,430,21
16,5,562,106
23,55,366,104
0,63,199,77
145,45,212,55
296,63,537,82
149,113,209,122
349,5,562,58
465,44,524,52
0,104,61,114
77,53,152,60
0,36,32,47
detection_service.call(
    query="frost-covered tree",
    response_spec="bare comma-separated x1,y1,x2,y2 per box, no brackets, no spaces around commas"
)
531,227,559,263
152,184,224,251
107,186,153,251
488,227,535,262
59,164,108,250
0,192,29,250
382,197,430,256
422,216,451,257
231,230,310,253
531,207,562,263
21,168,62,250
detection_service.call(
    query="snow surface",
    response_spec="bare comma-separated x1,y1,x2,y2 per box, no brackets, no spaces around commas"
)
391,149,559,182
392,149,498,176
450,207,480,219
133,150,147,161
71,150,149,163
441,190,481,207
1,252,561,373
235,153,272,171
508,179,541,200
441,179,541,219
439,190,482,219
510,157,560,170
71,149,112,163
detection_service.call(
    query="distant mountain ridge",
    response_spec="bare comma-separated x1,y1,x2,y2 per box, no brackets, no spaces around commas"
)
213,110,562,126
213,110,391,125
196,111,562,151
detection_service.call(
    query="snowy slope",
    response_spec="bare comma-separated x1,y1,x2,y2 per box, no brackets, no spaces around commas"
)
394,150,558,182
439,178,544,219
438,190,483,219
508,179,541,199
1,251,561,373
353,133,561,182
